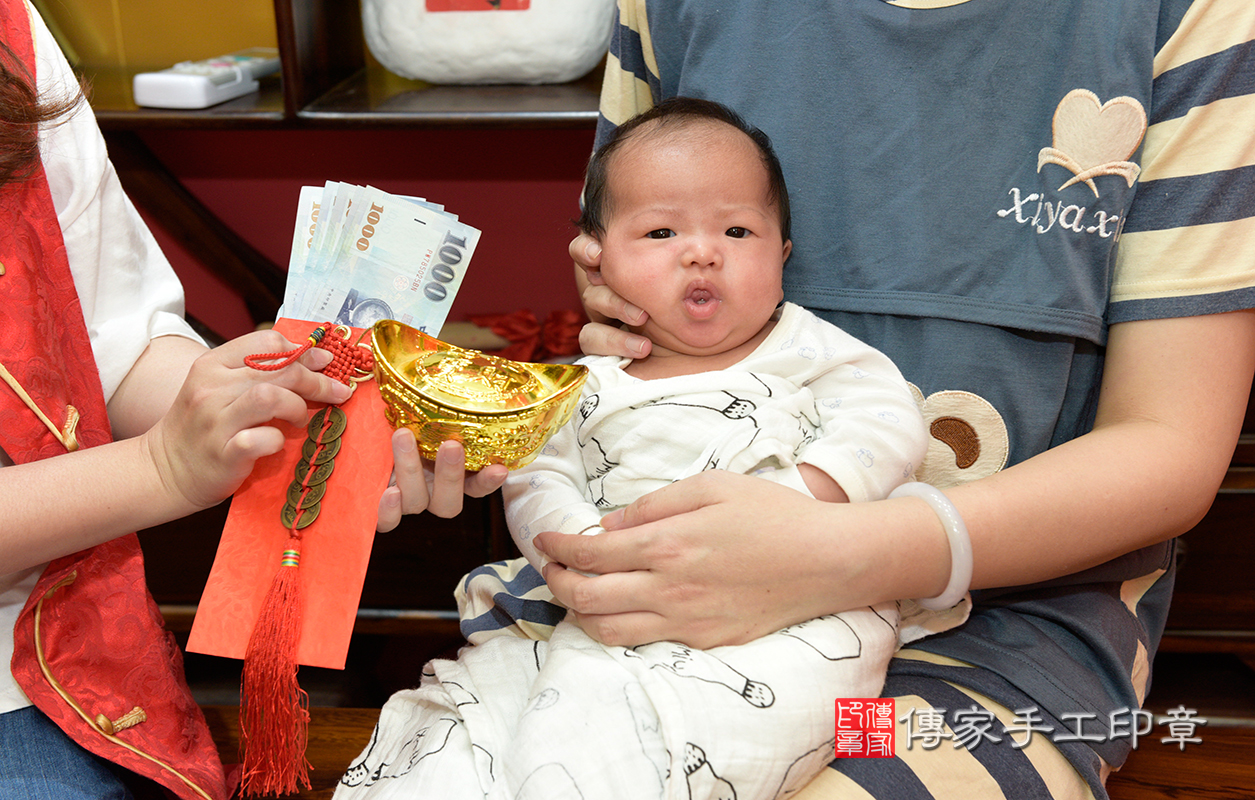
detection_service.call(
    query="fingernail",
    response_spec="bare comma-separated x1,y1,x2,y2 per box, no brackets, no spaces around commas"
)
585,240,601,260
632,339,649,357
382,487,400,508
533,537,547,555
395,429,416,452
601,508,625,529
439,440,465,466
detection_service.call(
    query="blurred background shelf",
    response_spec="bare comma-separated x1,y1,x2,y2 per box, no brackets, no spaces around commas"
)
296,65,601,128
61,0,601,130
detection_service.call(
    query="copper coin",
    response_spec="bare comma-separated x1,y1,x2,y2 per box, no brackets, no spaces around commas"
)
281,500,320,530
302,435,342,464
307,406,347,441
287,479,327,508
293,457,334,486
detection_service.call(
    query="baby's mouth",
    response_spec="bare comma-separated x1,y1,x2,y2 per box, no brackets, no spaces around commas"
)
684,284,720,317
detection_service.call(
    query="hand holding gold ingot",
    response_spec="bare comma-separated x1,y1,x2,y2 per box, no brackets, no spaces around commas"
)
370,319,588,470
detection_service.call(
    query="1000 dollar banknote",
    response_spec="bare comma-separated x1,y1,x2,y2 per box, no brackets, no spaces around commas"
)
281,183,480,334
284,184,323,316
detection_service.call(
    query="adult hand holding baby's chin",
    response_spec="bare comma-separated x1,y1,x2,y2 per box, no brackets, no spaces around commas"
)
570,233,653,360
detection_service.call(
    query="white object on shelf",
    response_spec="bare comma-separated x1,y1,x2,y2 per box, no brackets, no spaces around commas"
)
361,0,615,85
132,48,281,109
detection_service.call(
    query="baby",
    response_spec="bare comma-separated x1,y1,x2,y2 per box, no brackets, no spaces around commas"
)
338,98,940,800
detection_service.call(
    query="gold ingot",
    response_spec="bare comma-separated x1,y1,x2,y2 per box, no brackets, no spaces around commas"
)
370,319,588,470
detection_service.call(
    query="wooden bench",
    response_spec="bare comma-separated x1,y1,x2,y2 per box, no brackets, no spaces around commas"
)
201,706,373,800
199,705,1255,800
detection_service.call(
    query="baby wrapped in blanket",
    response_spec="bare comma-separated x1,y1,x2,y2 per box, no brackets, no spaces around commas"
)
334,304,970,800
335,98,966,800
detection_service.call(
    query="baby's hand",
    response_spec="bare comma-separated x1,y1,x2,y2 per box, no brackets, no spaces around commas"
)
797,463,849,503
142,330,351,513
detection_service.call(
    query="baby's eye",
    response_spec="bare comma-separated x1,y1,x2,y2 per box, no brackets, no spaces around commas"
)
647,229,675,239
726,227,749,238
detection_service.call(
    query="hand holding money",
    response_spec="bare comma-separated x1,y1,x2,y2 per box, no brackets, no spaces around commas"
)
281,182,507,525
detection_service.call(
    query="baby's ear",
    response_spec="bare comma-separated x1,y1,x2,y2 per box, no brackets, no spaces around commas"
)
782,239,793,262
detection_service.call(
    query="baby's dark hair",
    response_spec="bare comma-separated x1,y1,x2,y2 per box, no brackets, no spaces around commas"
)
577,96,791,242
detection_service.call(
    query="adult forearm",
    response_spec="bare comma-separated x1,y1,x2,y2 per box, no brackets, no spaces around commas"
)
776,311,1255,612
107,334,207,439
3,330,357,573
946,311,1255,592
719,401,1247,628
947,421,1226,591
0,432,197,572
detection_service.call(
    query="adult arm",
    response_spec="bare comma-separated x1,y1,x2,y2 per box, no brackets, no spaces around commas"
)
1,328,505,570
536,308,1255,648
0,331,351,573
108,334,508,538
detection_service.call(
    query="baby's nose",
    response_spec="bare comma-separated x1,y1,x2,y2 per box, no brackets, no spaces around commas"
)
682,236,722,267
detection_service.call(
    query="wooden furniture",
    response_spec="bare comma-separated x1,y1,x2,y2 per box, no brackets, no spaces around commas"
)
86,0,602,337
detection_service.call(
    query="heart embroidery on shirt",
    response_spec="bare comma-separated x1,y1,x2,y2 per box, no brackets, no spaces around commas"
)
1037,89,1147,197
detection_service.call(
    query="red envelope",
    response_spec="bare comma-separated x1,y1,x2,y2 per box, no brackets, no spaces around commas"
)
187,319,393,670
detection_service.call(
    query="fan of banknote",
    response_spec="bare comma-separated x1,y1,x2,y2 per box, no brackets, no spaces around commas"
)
280,181,482,334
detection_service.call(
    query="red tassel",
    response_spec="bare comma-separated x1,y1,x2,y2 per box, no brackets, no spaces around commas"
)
236,325,367,796
239,537,311,797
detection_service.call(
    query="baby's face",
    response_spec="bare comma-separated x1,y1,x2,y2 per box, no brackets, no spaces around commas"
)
597,121,790,360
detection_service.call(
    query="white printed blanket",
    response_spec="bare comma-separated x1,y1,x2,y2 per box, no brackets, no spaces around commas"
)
334,606,900,800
